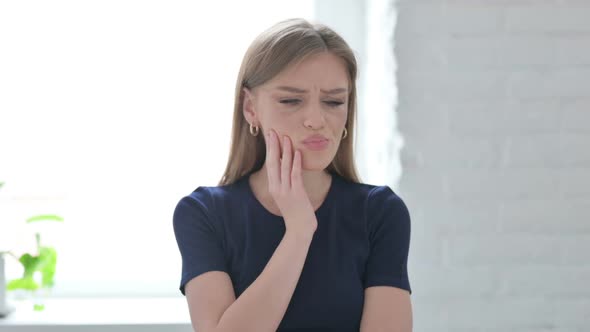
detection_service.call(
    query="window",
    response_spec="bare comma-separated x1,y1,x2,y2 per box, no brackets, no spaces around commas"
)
0,0,398,297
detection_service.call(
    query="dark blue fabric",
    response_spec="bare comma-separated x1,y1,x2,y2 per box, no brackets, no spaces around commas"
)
173,171,411,330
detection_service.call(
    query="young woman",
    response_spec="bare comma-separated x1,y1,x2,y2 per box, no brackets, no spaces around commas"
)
173,18,412,332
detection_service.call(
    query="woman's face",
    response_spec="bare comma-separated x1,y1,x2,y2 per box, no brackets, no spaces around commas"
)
243,52,350,171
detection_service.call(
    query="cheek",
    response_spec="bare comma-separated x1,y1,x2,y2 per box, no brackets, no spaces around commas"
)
326,111,347,128
260,115,295,148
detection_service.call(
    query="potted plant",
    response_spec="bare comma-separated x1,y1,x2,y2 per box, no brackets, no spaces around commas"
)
0,180,64,312
0,181,14,317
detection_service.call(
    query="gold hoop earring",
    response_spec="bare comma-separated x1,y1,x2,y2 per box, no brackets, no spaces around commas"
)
249,123,259,136
342,127,348,139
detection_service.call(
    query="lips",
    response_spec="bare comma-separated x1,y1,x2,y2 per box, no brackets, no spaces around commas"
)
302,134,329,151
302,134,329,143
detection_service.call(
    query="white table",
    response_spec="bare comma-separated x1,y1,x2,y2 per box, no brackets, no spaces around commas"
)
0,297,193,332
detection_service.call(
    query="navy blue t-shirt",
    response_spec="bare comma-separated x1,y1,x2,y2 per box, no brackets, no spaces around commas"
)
173,171,411,331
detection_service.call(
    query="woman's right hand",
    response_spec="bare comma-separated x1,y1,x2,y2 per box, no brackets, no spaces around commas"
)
265,129,318,236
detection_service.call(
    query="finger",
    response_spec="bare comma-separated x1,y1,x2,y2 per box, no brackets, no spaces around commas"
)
281,135,292,188
291,149,302,188
266,129,281,192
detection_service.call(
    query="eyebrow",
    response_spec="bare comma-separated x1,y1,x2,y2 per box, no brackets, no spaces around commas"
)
275,86,348,95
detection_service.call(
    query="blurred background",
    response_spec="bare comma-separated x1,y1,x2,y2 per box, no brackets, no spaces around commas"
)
0,0,588,331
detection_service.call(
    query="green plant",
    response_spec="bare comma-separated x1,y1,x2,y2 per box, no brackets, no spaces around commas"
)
3,214,63,311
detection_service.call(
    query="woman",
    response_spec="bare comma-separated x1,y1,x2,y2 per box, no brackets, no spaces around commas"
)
173,18,412,332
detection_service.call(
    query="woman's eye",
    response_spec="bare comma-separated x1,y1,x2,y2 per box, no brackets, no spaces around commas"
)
279,99,344,107
325,101,344,107
280,99,301,105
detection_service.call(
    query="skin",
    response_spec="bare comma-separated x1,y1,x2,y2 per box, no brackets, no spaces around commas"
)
242,51,349,233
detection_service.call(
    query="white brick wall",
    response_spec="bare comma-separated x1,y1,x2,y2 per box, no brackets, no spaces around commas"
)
394,0,590,331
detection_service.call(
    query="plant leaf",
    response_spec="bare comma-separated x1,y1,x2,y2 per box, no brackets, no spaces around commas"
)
26,215,64,223
19,253,41,278
7,277,39,291
37,247,57,288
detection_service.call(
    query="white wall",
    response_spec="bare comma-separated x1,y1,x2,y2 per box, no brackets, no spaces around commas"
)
394,0,590,331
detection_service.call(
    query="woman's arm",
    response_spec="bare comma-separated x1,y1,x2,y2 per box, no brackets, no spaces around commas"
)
214,229,313,332
185,228,314,332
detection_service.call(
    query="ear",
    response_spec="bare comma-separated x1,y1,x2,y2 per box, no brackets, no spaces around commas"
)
242,87,258,126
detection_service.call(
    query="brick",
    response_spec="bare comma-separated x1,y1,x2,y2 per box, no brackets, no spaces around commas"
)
551,298,590,327
551,36,590,66
561,235,590,265
499,198,590,234
446,103,504,136
503,134,590,168
559,134,590,167
397,101,449,139
448,100,562,136
446,35,590,68
426,136,504,169
446,234,567,266
507,68,590,99
395,34,448,68
452,298,553,329
434,199,501,234
397,68,510,102
443,70,510,101
417,297,556,329
506,6,590,32
562,99,590,132
399,168,447,199
502,99,564,135
499,266,590,297
410,296,449,329
399,149,424,170
405,205,447,268
446,36,500,67
410,266,501,297
559,169,590,198
493,36,577,67
395,1,446,36
408,231,446,268
447,169,561,200
444,6,505,35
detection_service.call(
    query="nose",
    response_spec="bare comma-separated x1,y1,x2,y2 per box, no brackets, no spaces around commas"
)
303,101,326,130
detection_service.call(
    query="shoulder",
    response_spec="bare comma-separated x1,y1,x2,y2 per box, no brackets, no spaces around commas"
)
189,179,243,206
336,175,406,212
334,174,379,204
336,176,410,228
174,180,242,221
366,185,407,212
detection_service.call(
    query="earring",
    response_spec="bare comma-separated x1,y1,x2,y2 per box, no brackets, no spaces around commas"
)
342,127,348,139
249,123,259,136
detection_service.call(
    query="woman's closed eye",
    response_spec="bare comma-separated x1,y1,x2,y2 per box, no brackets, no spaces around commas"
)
279,99,344,107
325,100,344,107
280,99,301,105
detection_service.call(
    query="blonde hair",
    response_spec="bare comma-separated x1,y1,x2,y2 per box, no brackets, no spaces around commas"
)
218,18,361,186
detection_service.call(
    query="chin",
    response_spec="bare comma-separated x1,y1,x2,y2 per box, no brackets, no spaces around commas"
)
301,155,334,171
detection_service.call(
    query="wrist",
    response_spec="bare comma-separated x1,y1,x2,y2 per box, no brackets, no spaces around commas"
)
285,226,316,242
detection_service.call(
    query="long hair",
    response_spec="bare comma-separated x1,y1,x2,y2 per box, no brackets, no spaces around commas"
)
218,18,361,186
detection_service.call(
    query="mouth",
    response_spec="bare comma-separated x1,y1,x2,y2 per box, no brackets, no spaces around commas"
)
302,139,329,151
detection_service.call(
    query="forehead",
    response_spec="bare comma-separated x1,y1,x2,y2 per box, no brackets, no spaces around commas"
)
265,52,349,93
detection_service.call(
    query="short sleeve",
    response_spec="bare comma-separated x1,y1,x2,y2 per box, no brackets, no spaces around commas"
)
173,189,228,296
363,186,412,294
